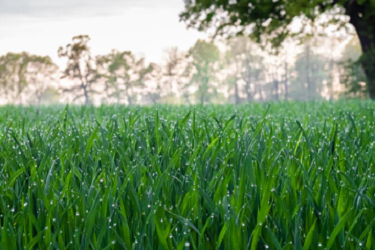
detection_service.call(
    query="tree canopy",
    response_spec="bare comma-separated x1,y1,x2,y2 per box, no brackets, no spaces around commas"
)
181,0,375,98
188,40,220,104
181,0,373,46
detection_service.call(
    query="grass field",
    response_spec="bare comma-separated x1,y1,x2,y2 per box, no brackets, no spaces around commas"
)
1,101,375,250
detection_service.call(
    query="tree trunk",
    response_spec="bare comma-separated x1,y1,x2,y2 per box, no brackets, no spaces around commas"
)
37,94,42,106
306,45,311,100
257,83,263,101
273,80,279,101
78,65,90,106
125,86,132,105
184,92,190,105
234,79,240,105
284,61,288,100
329,57,334,101
246,66,252,102
245,81,252,102
347,1,375,99
82,84,89,106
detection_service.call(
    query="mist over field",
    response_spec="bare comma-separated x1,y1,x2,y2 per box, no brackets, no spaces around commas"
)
0,0,370,105
1,1,375,250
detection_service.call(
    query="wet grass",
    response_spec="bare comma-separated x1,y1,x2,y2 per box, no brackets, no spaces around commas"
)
1,101,375,249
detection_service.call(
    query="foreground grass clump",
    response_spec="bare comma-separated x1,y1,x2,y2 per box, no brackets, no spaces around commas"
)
1,102,375,249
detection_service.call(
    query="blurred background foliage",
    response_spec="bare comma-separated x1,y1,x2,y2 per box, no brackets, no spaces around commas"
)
1,0,375,105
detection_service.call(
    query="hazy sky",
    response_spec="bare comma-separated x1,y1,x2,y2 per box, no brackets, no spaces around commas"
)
0,0,206,66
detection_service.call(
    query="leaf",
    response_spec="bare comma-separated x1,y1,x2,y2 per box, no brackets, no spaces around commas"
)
85,126,98,159
179,110,191,129
8,167,25,187
366,230,372,250
203,136,219,158
44,160,55,194
26,230,44,250
223,114,236,131
217,222,228,249
266,227,282,250
327,210,351,249
167,210,200,235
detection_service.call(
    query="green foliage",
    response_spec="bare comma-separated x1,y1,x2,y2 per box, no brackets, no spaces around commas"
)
0,52,57,104
180,0,373,47
96,50,156,105
339,36,372,98
0,102,375,249
188,40,220,104
58,35,100,106
341,36,362,62
181,0,375,98
224,37,265,103
0,52,29,101
292,44,329,100
339,59,368,98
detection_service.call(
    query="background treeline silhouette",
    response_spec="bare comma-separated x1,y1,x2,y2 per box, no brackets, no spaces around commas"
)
0,34,365,105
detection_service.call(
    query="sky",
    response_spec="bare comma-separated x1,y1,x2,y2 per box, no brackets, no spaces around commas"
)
0,0,207,67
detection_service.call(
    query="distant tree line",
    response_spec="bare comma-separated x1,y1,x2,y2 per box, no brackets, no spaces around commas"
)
0,34,365,105
181,0,375,99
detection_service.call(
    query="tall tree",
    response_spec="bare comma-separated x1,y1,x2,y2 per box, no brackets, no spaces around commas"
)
0,52,57,104
162,47,183,99
26,55,58,105
178,61,195,105
292,43,329,100
140,62,160,105
264,54,283,101
188,40,220,104
96,50,156,105
58,35,100,106
224,37,265,103
181,0,375,98
283,59,290,100
0,52,29,104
